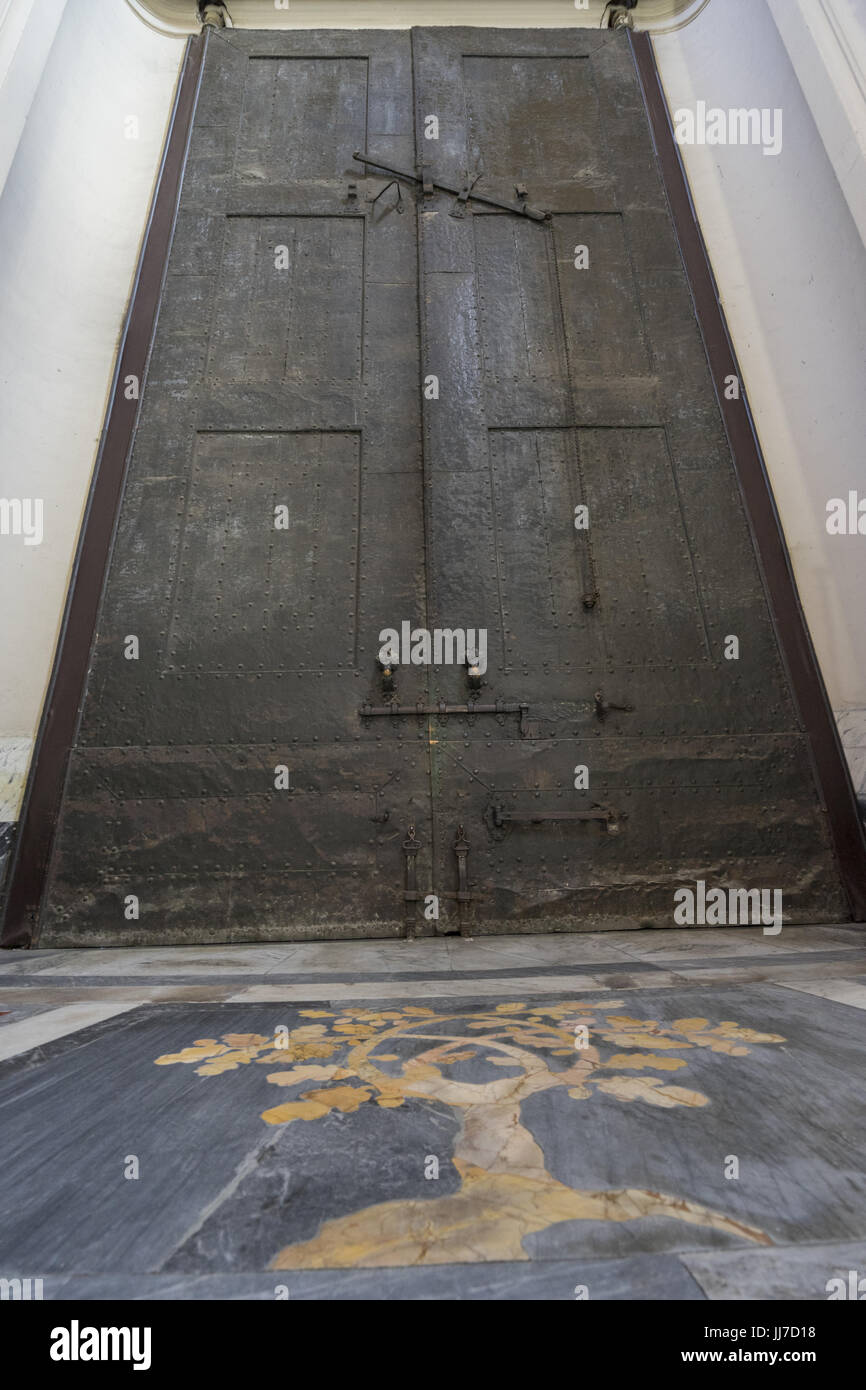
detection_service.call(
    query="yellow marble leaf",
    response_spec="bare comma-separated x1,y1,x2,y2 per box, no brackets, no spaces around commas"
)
291,1025,329,1041
196,1047,262,1075
261,1098,330,1126
154,1043,228,1066
595,1076,708,1108
600,1033,688,1049
603,1052,687,1071
713,1023,786,1044
265,1066,342,1086
401,1060,443,1082
292,1042,338,1060
300,1085,374,1113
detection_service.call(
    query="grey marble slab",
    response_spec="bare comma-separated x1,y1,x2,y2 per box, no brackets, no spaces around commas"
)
40,1253,706,1300
4,948,860,993
0,1000,83,1028
683,1240,866,1300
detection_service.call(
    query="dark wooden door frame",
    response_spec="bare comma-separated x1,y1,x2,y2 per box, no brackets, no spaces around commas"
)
3,27,864,948
0,31,208,948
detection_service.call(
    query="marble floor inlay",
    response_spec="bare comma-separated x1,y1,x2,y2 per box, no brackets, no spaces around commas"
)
0,927,864,1299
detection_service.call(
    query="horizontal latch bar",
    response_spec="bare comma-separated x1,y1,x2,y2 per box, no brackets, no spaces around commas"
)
490,804,625,832
360,702,528,718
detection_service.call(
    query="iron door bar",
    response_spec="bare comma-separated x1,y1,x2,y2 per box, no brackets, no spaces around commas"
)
360,702,528,717
353,151,551,222
490,805,625,833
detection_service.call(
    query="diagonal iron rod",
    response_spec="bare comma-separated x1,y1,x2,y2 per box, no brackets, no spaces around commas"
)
353,151,550,222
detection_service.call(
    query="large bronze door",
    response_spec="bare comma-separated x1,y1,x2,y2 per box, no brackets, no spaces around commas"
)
25,26,850,945
410,28,847,932
39,30,437,944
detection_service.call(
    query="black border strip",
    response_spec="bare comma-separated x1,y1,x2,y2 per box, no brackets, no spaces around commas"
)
630,31,866,921
0,32,208,948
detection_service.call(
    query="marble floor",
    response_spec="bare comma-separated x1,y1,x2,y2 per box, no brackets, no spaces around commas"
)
1,924,865,1300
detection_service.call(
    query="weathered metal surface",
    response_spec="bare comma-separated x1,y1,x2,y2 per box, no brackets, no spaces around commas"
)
5,26,859,946
410,27,852,934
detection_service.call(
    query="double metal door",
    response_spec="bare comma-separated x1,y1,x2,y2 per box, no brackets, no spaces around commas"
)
36,27,846,943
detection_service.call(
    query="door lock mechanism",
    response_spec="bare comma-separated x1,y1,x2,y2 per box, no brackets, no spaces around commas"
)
437,824,484,934
594,690,635,721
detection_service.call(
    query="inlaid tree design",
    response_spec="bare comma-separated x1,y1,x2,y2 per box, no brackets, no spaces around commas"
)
155,1000,785,1266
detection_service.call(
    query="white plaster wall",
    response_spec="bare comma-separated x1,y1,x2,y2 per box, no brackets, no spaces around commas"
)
0,0,67,197
653,0,866,793
0,0,185,817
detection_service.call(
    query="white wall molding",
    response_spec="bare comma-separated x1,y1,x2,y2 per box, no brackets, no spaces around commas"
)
768,0,866,250
0,0,66,198
123,0,704,35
